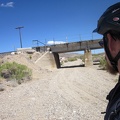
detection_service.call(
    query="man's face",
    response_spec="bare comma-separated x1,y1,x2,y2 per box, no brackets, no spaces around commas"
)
102,33,119,75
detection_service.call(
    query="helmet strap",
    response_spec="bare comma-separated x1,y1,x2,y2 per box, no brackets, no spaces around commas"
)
114,51,120,66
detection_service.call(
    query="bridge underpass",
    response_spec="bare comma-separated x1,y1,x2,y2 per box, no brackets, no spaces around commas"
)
32,39,103,68
59,52,86,68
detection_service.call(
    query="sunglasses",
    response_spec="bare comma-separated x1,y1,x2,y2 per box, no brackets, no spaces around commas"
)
98,40,104,47
98,35,108,47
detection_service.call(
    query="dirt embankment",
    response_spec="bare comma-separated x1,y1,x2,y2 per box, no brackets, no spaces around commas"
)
0,53,118,120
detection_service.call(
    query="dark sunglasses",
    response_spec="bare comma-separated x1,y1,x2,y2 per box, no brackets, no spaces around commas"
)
98,40,104,47
98,35,108,47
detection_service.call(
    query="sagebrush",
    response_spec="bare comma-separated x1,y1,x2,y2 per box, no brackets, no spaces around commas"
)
0,62,32,83
67,57,77,62
99,57,107,70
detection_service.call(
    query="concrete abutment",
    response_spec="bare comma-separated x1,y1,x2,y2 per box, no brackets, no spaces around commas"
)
53,53,61,68
84,49,93,66
35,51,57,69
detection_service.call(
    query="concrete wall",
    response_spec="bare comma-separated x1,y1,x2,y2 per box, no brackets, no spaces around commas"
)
35,52,57,69
84,50,93,66
53,53,61,68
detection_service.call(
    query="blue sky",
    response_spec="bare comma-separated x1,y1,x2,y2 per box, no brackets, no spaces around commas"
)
0,0,120,53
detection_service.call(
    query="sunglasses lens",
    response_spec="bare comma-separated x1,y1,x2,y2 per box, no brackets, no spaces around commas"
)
99,41,104,47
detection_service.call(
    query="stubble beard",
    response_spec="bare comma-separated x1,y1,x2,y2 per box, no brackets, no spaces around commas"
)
106,61,118,75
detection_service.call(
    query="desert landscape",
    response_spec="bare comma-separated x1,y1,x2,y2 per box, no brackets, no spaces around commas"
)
0,51,118,120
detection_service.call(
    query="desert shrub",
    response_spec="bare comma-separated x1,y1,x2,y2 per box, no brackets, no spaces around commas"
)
68,57,77,62
64,60,68,63
29,55,32,59
60,61,64,65
74,56,80,59
80,55,84,62
0,62,32,83
92,54,99,60
99,57,107,70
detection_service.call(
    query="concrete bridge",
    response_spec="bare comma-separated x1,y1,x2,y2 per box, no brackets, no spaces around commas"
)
32,39,103,68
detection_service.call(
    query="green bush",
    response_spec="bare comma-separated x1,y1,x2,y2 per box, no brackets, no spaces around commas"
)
64,60,68,63
29,55,32,59
68,57,77,62
80,55,84,62
0,62,32,83
99,57,107,70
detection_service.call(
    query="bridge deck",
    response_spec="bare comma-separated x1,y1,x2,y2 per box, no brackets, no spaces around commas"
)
33,39,103,53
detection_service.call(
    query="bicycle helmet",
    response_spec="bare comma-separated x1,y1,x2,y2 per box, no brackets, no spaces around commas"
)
94,2,120,72
93,2,120,35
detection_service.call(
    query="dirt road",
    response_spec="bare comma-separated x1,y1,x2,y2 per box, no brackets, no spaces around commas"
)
0,64,117,120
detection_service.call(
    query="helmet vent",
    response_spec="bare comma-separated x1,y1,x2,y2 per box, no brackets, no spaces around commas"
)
113,17,120,21
112,8,120,13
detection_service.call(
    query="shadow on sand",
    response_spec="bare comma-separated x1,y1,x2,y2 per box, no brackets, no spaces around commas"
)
60,64,85,69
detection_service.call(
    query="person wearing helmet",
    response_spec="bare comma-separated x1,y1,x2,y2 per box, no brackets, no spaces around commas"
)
94,2,120,120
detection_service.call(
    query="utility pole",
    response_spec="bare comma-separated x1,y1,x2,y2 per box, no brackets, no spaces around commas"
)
66,36,68,43
92,33,93,40
53,38,55,45
15,26,24,48
79,34,81,41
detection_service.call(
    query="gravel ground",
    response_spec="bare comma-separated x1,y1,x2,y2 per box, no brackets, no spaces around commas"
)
0,59,118,120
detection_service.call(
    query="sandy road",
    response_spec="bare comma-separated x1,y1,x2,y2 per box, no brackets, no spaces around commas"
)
48,65,116,120
0,64,117,120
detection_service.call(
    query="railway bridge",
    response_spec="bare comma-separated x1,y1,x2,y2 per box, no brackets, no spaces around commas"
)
32,39,103,68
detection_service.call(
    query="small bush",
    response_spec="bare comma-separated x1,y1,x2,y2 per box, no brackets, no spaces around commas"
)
99,57,107,70
0,62,32,84
60,61,64,65
80,55,84,62
64,60,68,63
68,57,77,62
29,55,32,59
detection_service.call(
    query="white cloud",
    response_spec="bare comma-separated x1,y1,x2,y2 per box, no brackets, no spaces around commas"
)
1,2,14,7
47,41,66,45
